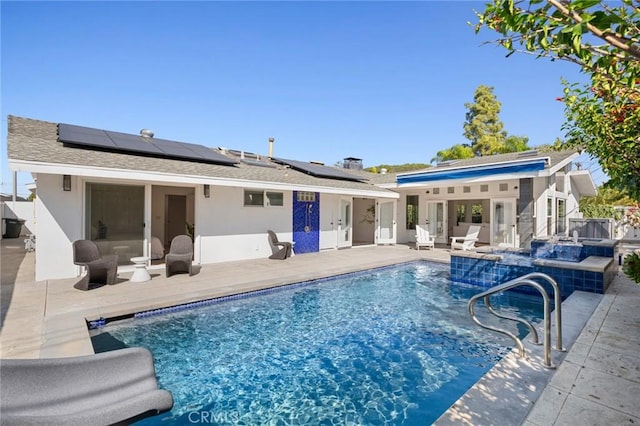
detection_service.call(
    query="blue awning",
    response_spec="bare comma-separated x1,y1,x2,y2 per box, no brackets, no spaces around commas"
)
397,159,547,185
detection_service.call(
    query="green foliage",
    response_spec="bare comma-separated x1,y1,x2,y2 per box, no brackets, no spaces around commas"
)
364,163,430,173
581,184,638,207
463,85,508,156
435,85,532,163
473,0,640,199
580,184,637,218
623,251,640,284
579,204,620,219
431,144,474,163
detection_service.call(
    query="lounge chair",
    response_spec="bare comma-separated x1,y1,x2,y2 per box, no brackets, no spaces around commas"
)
450,224,481,251
0,347,173,425
415,225,435,250
268,230,293,259
72,239,118,290
165,234,193,277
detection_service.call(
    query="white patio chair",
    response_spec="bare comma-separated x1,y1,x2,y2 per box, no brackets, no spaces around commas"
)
415,225,435,250
450,225,481,251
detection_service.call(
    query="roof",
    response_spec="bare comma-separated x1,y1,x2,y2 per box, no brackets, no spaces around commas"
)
7,116,398,198
394,149,579,186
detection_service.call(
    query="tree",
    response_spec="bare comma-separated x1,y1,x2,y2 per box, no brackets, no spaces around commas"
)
501,135,530,153
463,85,508,156
431,144,474,163
473,0,640,199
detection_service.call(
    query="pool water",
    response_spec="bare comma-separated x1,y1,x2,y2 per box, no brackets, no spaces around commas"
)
93,262,543,425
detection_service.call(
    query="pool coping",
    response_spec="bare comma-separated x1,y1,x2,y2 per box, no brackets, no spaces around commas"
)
434,289,603,425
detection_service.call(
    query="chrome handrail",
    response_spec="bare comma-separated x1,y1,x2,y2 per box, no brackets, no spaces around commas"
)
467,272,564,369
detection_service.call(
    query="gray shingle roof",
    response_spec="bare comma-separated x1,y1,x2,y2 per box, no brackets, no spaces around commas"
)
7,116,396,195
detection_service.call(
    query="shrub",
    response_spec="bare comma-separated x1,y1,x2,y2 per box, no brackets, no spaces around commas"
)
623,251,640,284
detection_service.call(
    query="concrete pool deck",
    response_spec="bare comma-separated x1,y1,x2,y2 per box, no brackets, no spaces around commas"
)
1,238,639,424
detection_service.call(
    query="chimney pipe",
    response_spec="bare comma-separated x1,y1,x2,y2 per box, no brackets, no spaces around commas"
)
268,137,274,158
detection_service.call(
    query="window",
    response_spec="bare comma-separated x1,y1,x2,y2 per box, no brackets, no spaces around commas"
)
556,199,566,234
244,190,264,206
456,204,466,225
480,184,488,192
499,183,509,191
547,197,553,235
447,187,455,194
406,195,418,230
432,188,440,195
297,192,316,202
244,190,284,207
266,192,283,206
463,186,471,193
472,203,483,223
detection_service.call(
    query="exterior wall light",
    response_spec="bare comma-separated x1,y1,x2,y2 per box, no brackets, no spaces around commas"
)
63,175,71,191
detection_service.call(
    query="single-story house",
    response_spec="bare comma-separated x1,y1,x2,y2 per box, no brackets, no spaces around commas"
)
7,116,596,282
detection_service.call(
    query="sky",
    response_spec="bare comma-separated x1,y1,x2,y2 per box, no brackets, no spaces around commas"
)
1,1,606,197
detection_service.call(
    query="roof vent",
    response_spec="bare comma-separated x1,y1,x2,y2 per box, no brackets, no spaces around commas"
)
309,160,325,166
437,160,458,167
140,129,154,138
380,168,388,174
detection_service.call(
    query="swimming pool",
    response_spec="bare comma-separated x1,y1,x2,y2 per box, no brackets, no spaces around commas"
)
92,261,544,425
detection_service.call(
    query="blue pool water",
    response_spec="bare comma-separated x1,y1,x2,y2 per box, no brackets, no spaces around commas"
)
93,262,543,425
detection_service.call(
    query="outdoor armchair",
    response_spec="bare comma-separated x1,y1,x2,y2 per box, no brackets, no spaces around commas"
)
450,225,481,251
268,230,293,259
72,239,118,290
165,234,193,277
415,225,435,250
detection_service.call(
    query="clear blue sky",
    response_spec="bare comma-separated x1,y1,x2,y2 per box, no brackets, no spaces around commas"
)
1,1,605,197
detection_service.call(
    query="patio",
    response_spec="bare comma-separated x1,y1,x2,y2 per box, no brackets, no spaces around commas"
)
1,238,639,425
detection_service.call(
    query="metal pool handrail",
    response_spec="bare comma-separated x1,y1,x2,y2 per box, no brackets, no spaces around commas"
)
467,272,564,369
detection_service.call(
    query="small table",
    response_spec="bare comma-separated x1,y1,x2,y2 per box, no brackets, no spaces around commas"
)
130,256,151,282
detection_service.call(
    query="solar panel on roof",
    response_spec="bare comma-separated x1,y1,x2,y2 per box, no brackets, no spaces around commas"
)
272,158,366,182
58,123,238,166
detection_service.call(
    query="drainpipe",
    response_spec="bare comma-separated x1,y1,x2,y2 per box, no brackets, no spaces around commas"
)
12,171,17,202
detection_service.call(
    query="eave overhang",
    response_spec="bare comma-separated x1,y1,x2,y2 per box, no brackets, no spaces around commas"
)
396,158,549,185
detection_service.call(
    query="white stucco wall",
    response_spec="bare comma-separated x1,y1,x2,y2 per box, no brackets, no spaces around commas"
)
34,173,84,280
196,186,293,263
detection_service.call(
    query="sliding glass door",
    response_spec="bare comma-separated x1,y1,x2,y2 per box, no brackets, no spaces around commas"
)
85,183,145,265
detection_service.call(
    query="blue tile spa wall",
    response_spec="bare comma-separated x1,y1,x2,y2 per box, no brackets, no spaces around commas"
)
451,254,614,299
292,191,320,254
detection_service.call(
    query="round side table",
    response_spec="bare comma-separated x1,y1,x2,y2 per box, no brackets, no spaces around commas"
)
130,256,151,282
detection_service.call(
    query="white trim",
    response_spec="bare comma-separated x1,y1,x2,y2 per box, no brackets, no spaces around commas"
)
9,159,399,199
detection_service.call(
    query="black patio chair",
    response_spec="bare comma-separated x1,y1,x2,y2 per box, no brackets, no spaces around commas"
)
72,240,118,291
267,230,293,260
165,235,193,277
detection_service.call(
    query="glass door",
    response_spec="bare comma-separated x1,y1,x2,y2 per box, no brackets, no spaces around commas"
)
85,183,145,265
426,201,447,243
491,198,517,247
337,197,352,248
376,200,396,244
